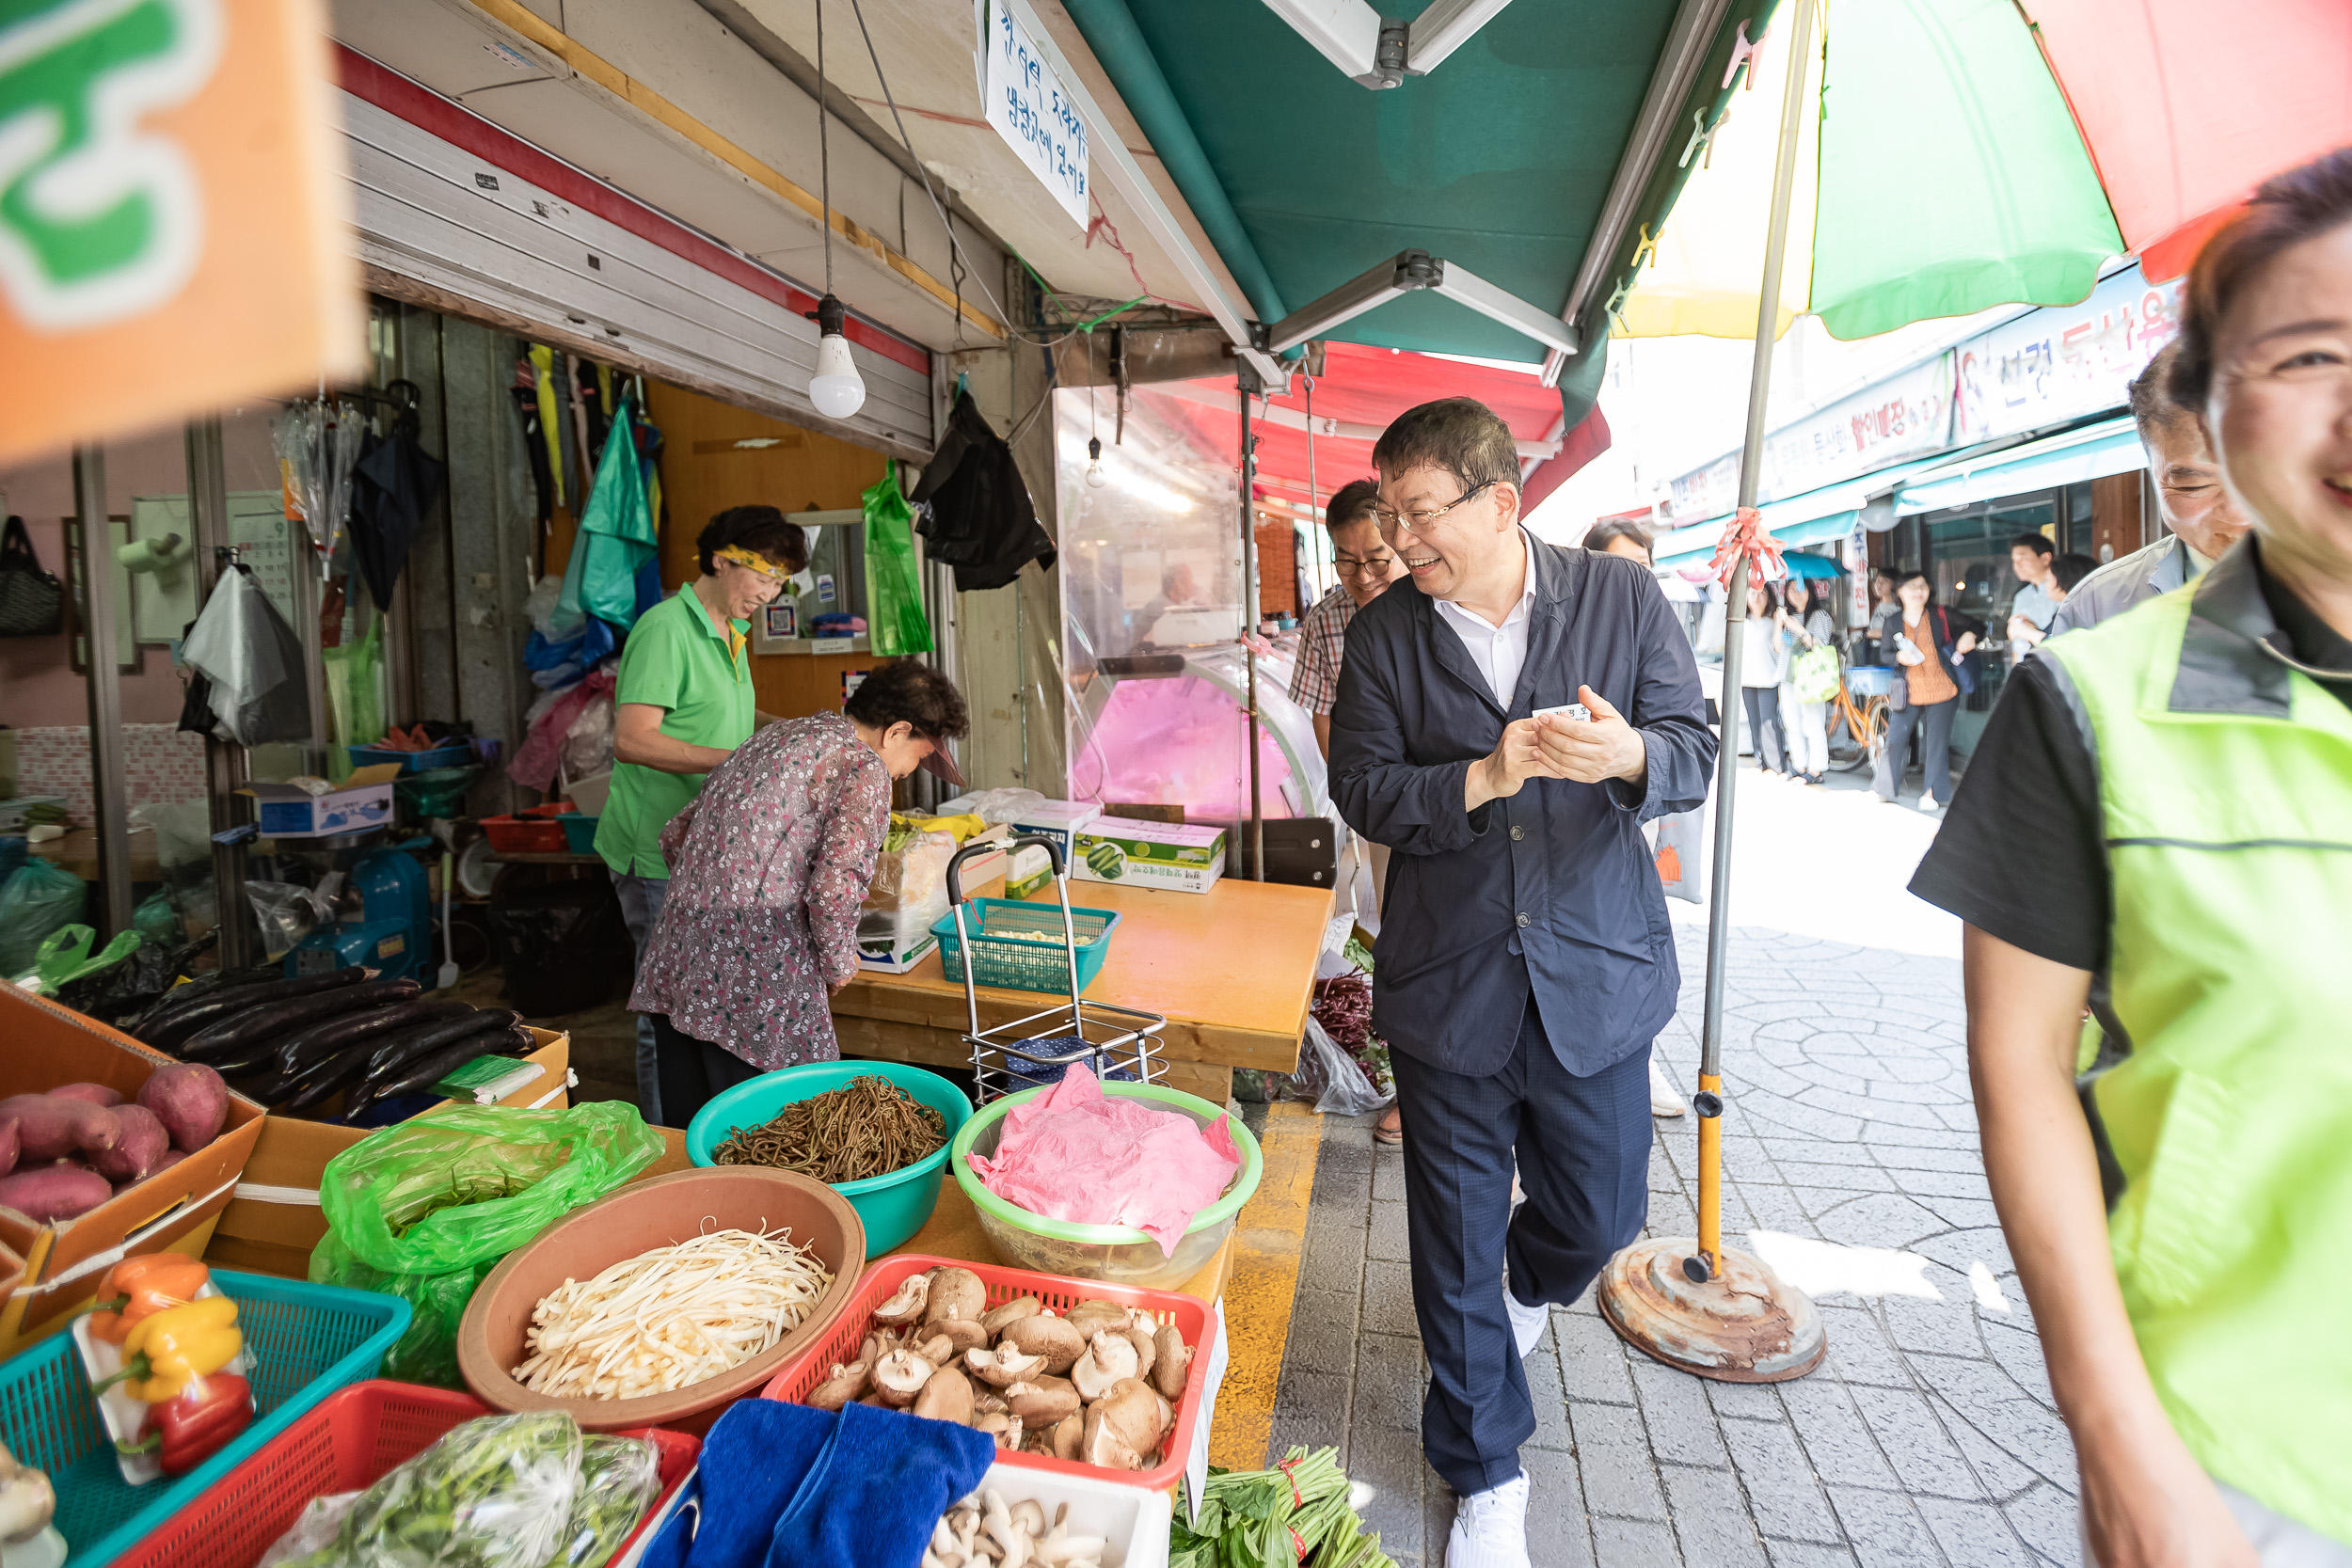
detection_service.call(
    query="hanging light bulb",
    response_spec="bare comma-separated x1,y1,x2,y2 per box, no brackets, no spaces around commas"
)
809,293,866,419
1085,436,1107,488
804,0,864,421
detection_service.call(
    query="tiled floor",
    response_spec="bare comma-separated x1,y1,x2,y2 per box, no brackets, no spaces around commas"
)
1265,922,2079,1568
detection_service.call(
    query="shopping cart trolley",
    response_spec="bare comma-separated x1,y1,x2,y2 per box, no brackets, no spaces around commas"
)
940,834,1168,1102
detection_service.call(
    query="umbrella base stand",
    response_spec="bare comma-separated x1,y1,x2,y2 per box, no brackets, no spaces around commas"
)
1597,1239,1826,1384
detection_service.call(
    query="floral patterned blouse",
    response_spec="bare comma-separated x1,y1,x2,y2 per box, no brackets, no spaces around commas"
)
629,710,889,1070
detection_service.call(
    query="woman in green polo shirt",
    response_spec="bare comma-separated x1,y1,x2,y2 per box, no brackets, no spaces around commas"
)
1912,149,2352,1566
596,505,808,1123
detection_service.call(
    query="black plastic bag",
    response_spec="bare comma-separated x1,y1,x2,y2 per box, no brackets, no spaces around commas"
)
485,877,633,1016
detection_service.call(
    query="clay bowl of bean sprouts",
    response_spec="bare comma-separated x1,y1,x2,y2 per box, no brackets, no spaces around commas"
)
455,1164,866,1433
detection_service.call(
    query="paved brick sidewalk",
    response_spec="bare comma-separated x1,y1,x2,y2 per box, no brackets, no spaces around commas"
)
1266,923,2080,1568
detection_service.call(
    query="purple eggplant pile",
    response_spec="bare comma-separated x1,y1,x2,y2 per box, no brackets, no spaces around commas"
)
133,967,532,1120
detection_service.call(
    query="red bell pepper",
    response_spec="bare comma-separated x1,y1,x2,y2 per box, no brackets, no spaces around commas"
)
115,1373,253,1476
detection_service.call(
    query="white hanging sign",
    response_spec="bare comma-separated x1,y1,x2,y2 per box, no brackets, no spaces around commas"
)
979,2,1089,228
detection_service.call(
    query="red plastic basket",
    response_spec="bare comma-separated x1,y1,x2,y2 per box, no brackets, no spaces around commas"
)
482,803,571,853
110,1381,698,1568
761,1254,1216,1493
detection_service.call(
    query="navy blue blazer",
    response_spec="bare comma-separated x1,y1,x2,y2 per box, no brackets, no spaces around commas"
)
1329,538,1716,1077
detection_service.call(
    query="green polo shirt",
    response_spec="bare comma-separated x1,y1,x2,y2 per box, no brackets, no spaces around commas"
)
593,587,755,879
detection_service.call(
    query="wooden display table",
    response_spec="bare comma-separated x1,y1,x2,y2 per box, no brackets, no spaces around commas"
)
831,876,1334,1104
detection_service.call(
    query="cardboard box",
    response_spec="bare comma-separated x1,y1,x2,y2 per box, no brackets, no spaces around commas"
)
1005,842,1055,900
1074,816,1228,895
0,987,267,1358
1009,800,1104,863
857,930,940,974
239,764,402,838
202,1027,572,1281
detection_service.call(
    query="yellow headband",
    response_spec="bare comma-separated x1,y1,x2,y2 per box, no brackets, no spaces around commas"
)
716,545,787,580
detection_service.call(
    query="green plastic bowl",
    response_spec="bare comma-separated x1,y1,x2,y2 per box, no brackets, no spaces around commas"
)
687,1062,973,1255
949,1083,1263,1289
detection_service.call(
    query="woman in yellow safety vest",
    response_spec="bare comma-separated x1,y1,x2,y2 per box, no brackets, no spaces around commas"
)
1911,147,2352,1567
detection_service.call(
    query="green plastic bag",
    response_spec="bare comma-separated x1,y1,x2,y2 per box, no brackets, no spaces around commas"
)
310,1101,662,1386
560,389,658,633
32,925,142,996
322,615,387,786
1790,641,1843,703
0,859,87,980
863,466,932,657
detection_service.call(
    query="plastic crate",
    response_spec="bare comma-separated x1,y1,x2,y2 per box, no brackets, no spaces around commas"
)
1844,664,1898,698
113,1381,699,1568
346,742,473,773
481,802,570,854
930,898,1121,994
558,812,600,855
763,1254,1216,1493
0,1270,410,1568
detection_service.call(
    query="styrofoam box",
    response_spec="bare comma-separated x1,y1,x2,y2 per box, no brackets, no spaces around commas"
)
952,1463,1174,1568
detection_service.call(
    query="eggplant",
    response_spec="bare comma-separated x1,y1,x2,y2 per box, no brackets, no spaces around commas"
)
265,999,475,1079
281,1043,378,1114
179,978,418,1062
353,1010,516,1100
143,967,369,1052
205,1040,286,1080
127,962,278,1034
351,1036,514,1112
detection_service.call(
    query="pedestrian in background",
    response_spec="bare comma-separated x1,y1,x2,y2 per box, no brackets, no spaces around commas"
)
2006,532,2060,653
1872,572,1980,812
1738,578,1788,776
1912,146,2352,1568
1775,575,1836,784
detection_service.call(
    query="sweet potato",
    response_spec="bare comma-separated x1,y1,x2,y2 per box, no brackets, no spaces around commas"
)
136,1063,228,1153
0,1119,15,1180
0,1165,112,1222
89,1104,170,1184
49,1083,124,1107
0,1095,120,1164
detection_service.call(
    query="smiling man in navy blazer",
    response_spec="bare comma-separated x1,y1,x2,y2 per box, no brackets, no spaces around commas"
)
1329,398,1715,1568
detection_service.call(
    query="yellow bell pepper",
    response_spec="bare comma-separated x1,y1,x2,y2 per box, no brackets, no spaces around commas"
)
99,1295,242,1402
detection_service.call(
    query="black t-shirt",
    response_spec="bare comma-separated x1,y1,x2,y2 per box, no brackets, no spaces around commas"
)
1909,550,2352,973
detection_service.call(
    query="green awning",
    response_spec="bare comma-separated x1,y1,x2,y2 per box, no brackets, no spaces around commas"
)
1895,416,2143,515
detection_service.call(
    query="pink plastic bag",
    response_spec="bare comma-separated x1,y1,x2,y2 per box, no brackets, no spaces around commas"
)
969,1065,1241,1257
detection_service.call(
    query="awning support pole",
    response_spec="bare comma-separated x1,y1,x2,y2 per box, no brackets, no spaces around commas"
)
1590,0,1827,1385
1238,376,1264,879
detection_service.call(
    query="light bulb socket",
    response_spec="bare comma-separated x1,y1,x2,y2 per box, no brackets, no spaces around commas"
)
1088,436,1103,463
812,293,848,338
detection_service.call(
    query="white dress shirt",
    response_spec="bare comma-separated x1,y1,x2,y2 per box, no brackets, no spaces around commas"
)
1432,529,1537,707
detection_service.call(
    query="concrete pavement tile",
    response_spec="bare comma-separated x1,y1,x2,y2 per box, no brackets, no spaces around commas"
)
1661,1465,1769,1568
1762,1137,1881,1167
1361,1259,1422,1337
1858,1119,1981,1150
1847,1386,1985,1500
1887,1165,1994,1201
1812,1193,1954,1251
1373,1148,1410,1203
1285,1290,1367,1375
1763,1542,1861,1568
1354,1330,1430,1434
1979,1322,2055,1405
1567,1402,1669,1521
1784,1062,1878,1097
1914,1497,2041,1568
1629,1360,1729,1468
1910,1227,2016,1279
1779,1381,1903,1489
1557,1308,1639,1405
1369,1199,1414,1263
1705,1378,1788,1424
1913,1196,2003,1231
1796,1086,1951,1131
1933,1395,2045,1500
1879,1297,1975,1358
1740,1184,1816,1232
1777,1161,1899,1191
1525,1338,1576,1453
1814,1307,1918,1388
1269,1368,1354,1465
1860,1142,1982,1174
1721,1418,1845,1544
1592,1519,1683,1568
1857,1078,1972,1109
1348,1422,1429,1563
1520,1444,1602,1568
1823,1486,1943,1568
2000,1481,2080,1564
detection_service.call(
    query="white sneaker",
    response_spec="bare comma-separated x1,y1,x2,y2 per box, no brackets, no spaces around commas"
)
1447,1472,1532,1568
1505,1286,1549,1358
1648,1056,1686,1118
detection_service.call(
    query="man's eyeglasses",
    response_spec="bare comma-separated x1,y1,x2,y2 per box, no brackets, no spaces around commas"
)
1332,553,1397,578
1372,480,1497,533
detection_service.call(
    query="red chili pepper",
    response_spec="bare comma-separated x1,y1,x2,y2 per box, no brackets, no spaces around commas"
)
115,1373,253,1476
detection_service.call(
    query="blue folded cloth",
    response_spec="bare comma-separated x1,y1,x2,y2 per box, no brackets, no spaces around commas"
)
646,1398,995,1568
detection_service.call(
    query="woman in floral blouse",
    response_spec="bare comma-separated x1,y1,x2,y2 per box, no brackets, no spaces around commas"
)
631,657,971,1127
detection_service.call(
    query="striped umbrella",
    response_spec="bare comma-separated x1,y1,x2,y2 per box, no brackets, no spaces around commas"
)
1617,0,2352,343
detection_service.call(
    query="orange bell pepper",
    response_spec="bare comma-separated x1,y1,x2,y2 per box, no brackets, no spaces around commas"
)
86,1256,211,1345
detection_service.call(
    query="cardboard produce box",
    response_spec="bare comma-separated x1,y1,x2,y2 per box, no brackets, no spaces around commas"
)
204,1027,573,1280
238,764,401,838
1074,816,1228,895
0,987,266,1358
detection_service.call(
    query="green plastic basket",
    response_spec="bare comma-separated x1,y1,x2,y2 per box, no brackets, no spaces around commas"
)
930,897,1120,994
0,1268,411,1568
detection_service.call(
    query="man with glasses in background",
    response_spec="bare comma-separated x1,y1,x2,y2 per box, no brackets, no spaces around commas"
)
1290,478,1411,1141
1329,399,1715,1568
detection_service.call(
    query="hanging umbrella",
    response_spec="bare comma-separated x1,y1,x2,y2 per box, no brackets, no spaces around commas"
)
350,388,448,612
1617,0,2352,343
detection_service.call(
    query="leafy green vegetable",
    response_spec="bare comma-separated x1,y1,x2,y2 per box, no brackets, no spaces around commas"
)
273,1411,587,1568
561,1436,661,1568
1173,1448,1393,1568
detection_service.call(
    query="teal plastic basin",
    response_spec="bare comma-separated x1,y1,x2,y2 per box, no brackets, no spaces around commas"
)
687,1061,973,1254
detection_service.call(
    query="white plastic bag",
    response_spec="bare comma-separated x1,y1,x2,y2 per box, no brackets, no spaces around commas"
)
1651,807,1706,905
245,879,316,958
934,787,1046,826
1290,1015,1391,1116
859,830,956,951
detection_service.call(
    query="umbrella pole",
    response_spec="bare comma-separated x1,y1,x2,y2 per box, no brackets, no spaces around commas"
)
1596,0,1826,1384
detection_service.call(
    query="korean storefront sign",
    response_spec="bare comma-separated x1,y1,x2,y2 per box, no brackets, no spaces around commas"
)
1954,263,2183,443
978,0,1089,228
0,0,362,465
1665,353,1957,522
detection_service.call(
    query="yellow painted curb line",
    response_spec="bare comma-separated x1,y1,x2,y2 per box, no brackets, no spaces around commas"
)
1209,1100,1320,1469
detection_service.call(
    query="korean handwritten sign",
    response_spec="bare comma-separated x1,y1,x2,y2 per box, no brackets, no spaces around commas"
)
1955,263,2183,442
980,1,1089,228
